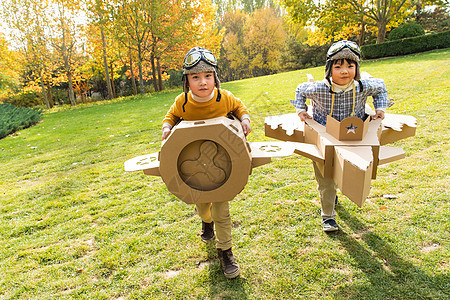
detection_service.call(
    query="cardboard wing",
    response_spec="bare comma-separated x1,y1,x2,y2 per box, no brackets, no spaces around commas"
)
380,113,417,145
249,141,295,168
124,152,160,176
265,113,305,142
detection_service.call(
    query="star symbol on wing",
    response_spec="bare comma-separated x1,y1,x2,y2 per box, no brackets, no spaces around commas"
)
346,123,357,134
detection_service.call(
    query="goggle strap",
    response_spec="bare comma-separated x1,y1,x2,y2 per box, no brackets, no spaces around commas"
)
216,89,221,102
182,92,188,112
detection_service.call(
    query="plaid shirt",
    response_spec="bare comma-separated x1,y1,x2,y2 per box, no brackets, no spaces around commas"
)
291,78,388,126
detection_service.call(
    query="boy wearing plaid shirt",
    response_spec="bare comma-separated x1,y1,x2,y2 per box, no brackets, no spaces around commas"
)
290,40,389,231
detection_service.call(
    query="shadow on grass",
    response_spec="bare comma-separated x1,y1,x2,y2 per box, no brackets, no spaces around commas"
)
203,242,248,299
330,205,448,299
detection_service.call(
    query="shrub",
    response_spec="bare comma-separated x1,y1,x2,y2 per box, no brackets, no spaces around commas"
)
281,37,328,71
4,91,43,108
361,30,450,59
389,22,425,41
0,103,42,139
166,69,183,89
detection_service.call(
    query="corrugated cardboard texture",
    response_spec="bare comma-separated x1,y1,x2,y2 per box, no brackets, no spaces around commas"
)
159,117,252,204
334,146,373,207
378,146,406,165
265,113,305,142
326,115,370,141
304,118,381,178
380,113,417,145
124,153,160,175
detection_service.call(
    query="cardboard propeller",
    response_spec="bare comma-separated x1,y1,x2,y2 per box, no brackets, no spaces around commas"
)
124,116,295,204
265,110,416,207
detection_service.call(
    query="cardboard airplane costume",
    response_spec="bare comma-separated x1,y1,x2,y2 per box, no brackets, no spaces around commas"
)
265,74,417,207
124,115,294,204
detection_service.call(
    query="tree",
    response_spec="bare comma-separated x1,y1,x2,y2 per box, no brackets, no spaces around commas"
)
0,34,21,101
220,10,249,81
108,0,155,94
83,12,125,98
50,0,88,106
245,8,287,76
416,5,450,32
212,0,277,14
1,0,223,104
107,0,221,94
84,0,115,99
219,7,287,80
280,0,416,43
1,0,56,108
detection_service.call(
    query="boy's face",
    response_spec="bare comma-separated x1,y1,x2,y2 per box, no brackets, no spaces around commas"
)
187,71,215,98
331,59,356,86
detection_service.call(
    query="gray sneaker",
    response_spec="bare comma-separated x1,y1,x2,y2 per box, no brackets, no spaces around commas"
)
323,218,339,232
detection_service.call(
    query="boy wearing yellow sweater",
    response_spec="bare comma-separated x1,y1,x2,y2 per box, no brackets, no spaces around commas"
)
162,47,251,279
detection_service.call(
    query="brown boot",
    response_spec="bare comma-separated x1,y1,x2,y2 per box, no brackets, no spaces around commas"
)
217,248,240,279
201,221,215,242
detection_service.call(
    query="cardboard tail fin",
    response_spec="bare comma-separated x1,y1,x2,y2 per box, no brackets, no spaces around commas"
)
333,146,373,207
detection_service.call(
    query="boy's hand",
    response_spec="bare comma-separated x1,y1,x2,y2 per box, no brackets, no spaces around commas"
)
241,119,251,136
298,111,312,122
373,110,385,120
162,127,171,140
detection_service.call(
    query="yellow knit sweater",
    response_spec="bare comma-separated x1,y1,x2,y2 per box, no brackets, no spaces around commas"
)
163,88,249,127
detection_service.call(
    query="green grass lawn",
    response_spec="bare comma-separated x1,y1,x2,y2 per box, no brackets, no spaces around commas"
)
1,49,449,299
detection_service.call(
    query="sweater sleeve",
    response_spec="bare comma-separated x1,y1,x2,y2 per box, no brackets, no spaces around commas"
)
162,94,183,127
226,90,250,120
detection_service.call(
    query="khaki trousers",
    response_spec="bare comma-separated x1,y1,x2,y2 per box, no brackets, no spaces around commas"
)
313,162,337,220
195,201,232,250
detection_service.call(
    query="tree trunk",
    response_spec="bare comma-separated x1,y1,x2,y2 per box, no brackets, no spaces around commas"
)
128,44,137,95
101,28,114,100
67,70,76,106
39,70,51,109
129,54,138,95
359,21,366,46
137,44,145,94
46,82,54,107
110,62,116,98
415,2,422,22
157,58,163,91
376,19,388,43
150,55,158,91
60,17,76,105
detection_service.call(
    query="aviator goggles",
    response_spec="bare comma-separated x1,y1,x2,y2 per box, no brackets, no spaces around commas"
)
183,48,217,69
327,40,361,60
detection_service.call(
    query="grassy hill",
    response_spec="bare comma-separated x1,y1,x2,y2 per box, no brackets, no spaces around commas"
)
0,49,449,299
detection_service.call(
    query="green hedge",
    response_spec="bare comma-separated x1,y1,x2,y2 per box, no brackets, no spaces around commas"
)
0,103,42,139
361,30,450,59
